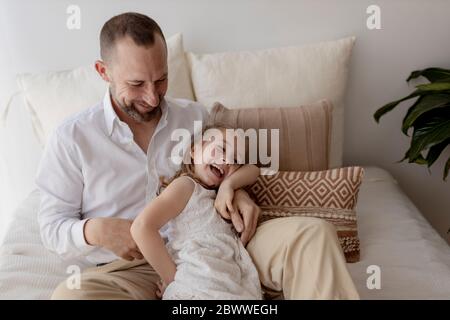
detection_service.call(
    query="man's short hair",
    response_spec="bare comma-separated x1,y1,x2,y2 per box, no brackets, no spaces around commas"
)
100,12,166,61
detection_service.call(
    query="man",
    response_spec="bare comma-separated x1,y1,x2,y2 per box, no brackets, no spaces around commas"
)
37,12,359,299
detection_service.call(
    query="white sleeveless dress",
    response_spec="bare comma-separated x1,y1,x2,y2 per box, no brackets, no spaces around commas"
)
162,177,262,300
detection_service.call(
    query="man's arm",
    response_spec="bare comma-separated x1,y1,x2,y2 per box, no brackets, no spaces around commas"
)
36,129,142,261
36,129,94,259
231,189,261,246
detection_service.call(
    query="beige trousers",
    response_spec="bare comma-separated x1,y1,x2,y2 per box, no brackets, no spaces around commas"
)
51,217,359,300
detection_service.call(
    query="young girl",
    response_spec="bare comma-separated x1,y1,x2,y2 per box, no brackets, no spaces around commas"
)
130,126,263,300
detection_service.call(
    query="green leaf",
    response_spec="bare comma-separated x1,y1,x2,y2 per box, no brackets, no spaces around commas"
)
399,148,426,164
407,68,450,83
408,111,450,160
413,153,428,165
444,157,450,181
437,77,450,83
402,94,450,135
426,138,450,168
416,82,450,91
374,90,423,122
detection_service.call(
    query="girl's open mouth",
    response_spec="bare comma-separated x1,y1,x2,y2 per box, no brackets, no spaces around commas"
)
209,164,225,179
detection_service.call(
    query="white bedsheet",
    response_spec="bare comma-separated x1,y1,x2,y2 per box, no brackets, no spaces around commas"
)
0,166,449,299
349,167,450,299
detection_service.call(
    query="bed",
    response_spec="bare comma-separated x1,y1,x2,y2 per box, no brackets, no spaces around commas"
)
1,22,449,299
1,165,449,299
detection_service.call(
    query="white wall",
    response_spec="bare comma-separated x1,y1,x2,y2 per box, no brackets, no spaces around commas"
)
0,0,449,243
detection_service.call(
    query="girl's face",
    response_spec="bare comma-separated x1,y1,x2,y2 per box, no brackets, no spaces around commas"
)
192,129,241,188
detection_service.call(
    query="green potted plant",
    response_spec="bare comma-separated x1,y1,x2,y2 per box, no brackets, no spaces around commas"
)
374,67,450,181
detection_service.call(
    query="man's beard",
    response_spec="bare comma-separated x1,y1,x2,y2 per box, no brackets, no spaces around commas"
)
110,87,162,123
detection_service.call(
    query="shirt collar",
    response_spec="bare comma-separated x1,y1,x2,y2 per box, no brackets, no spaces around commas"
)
103,88,169,137
158,98,169,131
103,88,118,136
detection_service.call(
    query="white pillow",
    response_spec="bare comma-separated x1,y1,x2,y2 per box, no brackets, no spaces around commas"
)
187,36,356,168
16,33,194,146
166,33,195,101
0,93,43,225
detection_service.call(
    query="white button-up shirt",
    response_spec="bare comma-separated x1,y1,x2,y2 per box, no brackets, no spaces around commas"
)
35,90,208,265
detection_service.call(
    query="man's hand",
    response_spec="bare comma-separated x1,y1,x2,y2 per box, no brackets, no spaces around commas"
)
216,189,260,246
215,181,236,217
84,217,144,261
155,279,168,299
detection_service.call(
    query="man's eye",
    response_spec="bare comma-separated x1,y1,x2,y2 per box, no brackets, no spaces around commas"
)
129,82,143,87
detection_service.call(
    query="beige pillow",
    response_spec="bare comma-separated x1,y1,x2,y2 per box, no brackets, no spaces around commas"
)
247,166,364,263
187,36,355,168
16,33,194,146
209,100,332,172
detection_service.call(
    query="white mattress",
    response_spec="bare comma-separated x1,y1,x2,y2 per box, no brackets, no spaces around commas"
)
0,166,449,299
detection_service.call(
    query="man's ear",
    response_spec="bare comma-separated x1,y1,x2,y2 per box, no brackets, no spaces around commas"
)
95,60,111,82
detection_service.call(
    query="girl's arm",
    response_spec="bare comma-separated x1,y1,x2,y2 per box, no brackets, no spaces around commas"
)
216,164,260,215
130,176,194,285
223,164,260,190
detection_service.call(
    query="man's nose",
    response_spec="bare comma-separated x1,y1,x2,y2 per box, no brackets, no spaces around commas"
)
143,84,159,107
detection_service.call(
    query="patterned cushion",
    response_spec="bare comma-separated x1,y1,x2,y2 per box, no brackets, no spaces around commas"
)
247,166,364,263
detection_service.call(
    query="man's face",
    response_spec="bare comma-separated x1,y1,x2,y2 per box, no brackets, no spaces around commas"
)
104,35,168,123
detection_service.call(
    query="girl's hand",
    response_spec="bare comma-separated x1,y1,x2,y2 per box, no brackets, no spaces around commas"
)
215,181,236,218
156,279,168,299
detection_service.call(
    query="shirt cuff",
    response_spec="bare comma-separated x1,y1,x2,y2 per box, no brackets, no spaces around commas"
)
71,218,96,253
